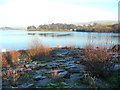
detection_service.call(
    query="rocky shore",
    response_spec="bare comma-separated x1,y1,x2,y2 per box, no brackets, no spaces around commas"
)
2,46,120,89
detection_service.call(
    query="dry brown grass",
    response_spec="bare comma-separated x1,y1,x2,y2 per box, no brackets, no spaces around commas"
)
84,45,112,78
26,39,52,61
2,51,21,65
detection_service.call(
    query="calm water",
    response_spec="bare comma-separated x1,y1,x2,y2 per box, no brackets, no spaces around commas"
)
0,30,119,51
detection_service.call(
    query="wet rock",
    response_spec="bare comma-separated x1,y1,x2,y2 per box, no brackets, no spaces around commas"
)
112,63,120,71
45,69,64,74
74,61,81,64
17,67,26,72
45,65,59,69
26,68,32,72
56,54,65,57
17,83,34,88
2,86,14,89
34,78,51,87
58,71,69,78
38,64,47,67
69,68,81,73
25,64,36,68
70,73,84,81
32,75,46,80
111,58,120,63
47,62,59,66
56,60,66,62
64,73,84,84
73,84,89,88
60,64,68,67
32,61,40,64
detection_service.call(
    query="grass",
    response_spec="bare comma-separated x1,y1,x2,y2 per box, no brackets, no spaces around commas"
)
26,39,52,61
104,70,120,88
2,51,21,65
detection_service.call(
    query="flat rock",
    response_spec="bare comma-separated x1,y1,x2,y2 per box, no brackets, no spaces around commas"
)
34,78,51,87
17,83,34,88
32,75,46,80
69,68,81,73
74,61,81,64
112,63,120,71
32,61,40,64
58,71,69,78
45,69,64,74
38,64,47,67
70,73,84,81
25,64,36,68
17,67,26,72
56,60,66,62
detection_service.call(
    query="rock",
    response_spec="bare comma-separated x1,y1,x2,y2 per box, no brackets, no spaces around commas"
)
64,73,84,84
69,68,81,73
74,61,81,64
17,83,34,88
38,64,47,67
73,84,89,88
17,67,26,72
32,75,46,80
2,86,14,89
26,68,32,72
56,60,66,62
25,64,36,68
45,65,59,69
45,69,64,74
32,61,40,64
56,53,65,57
111,58,120,63
64,67,71,70
70,73,84,81
112,63,120,71
60,64,68,67
58,71,69,78
34,78,51,87
47,62,59,66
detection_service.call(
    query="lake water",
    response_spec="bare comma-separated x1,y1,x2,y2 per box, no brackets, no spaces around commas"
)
0,30,119,51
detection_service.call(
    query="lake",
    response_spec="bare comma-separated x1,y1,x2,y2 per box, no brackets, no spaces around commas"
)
0,30,119,51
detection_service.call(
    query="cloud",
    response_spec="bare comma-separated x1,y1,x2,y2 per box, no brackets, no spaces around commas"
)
0,0,117,26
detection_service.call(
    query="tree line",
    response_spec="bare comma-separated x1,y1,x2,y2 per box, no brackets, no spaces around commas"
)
27,23,120,33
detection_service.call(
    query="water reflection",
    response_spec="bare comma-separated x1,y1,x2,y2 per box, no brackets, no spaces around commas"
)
0,30,119,51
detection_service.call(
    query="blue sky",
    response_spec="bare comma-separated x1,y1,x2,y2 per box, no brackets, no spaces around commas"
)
0,0,118,27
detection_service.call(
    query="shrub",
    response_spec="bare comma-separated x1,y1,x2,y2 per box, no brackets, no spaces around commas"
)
84,45,112,78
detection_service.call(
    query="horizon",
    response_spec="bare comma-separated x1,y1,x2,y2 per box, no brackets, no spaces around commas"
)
0,0,118,27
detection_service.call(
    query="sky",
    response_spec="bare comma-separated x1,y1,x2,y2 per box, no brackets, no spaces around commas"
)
0,0,119,27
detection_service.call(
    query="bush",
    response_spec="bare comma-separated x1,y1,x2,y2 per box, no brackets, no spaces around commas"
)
84,45,112,78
